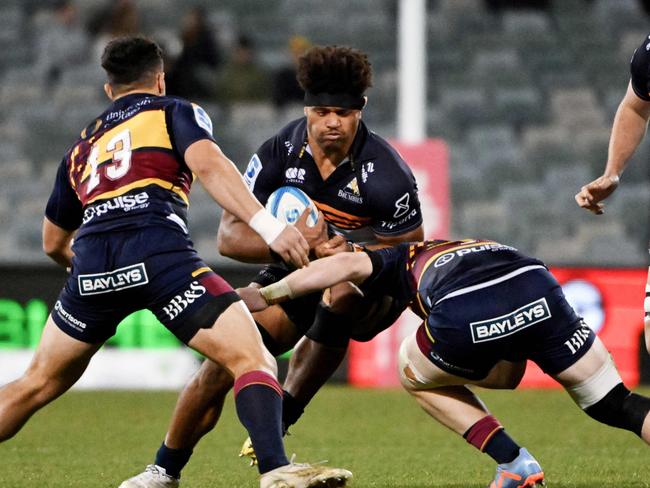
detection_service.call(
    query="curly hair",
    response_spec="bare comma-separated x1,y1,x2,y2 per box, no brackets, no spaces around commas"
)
297,45,372,96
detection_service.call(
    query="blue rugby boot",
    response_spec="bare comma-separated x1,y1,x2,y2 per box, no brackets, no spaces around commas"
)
489,448,545,488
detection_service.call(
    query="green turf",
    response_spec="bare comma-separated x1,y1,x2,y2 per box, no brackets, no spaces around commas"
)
1,386,648,487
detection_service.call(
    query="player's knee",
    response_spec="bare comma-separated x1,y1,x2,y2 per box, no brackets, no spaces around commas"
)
326,282,363,315
194,360,234,393
397,337,423,393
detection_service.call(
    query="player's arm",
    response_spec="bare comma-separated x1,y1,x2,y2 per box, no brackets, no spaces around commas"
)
184,140,309,268
43,158,81,268
576,83,650,214
238,252,374,311
42,217,75,268
314,224,423,257
218,207,326,263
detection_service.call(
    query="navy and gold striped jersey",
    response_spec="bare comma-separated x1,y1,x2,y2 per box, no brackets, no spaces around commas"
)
242,118,422,245
363,239,545,318
45,92,215,238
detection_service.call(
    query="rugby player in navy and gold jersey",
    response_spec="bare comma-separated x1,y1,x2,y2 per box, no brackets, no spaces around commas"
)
576,31,650,353
240,239,650,488
124,45,424,486
0,36,353,488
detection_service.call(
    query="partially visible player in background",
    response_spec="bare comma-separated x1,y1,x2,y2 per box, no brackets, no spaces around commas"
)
0,36,353,488
123,44,424,487
240,238,650,488
576,32,650,352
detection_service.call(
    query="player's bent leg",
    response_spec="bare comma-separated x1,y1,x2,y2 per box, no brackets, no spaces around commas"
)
554,336,650,443
398,333,545,487
0,316,100,442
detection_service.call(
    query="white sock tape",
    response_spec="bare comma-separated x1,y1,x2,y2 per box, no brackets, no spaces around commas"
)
249,209,286,245
566,355,622,409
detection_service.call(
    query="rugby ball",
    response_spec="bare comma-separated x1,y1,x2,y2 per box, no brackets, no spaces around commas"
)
265,186,318,227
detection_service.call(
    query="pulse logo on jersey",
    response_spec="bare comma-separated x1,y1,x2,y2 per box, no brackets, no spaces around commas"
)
163,281,207,320
434,243,518,268
82,192,150,224
78,263,149,296
470,298,551,343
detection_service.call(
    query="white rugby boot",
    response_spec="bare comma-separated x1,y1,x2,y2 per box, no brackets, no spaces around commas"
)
118,464,179,488
260,456,352,488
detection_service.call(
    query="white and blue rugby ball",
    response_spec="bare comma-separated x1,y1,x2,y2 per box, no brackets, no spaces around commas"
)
265,186,318,227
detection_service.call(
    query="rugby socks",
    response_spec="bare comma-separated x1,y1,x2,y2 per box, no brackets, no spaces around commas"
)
463,415,520,464
234,371,289,474
281,389,306,434
154,442,192,479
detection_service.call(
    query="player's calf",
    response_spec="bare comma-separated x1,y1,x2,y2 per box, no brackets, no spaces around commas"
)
565,354,650,442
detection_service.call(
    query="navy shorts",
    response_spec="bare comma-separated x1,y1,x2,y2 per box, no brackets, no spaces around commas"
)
52,227,240,344
417,268,595,380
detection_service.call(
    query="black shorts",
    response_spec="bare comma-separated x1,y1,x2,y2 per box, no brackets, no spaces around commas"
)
417,268,595,380
52,227,240,344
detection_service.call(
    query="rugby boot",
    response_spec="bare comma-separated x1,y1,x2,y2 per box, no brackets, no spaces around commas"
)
489,448,545,488
118,464,179,488
239,436,258,466
260,456,352,488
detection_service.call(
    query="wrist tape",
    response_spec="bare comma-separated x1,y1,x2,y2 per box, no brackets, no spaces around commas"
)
249,209,286,245
260,279,294,305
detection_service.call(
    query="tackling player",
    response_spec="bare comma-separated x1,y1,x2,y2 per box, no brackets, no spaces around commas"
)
576,31,650,353
240,239,650,488
122,45,424,487
0,36,352,488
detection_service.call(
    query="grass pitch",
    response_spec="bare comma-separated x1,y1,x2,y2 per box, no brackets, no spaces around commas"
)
2,386,649,487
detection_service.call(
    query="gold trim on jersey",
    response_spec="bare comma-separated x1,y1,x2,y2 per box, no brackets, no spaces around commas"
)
80,110,172,182
86,178,189,206
192,267,212,277
413,239,496,317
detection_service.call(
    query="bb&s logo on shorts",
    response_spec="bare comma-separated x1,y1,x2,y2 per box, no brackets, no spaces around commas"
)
78,263,149,295
470,298,551,343
163,281,207,320
54,300,87,331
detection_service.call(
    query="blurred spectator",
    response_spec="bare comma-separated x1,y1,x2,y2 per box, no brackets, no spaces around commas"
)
88,0,140,61
271,35,311,109
166,7,222,100
35,0,89,85
215,35,270,104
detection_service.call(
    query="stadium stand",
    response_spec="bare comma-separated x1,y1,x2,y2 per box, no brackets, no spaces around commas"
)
0,0,648,266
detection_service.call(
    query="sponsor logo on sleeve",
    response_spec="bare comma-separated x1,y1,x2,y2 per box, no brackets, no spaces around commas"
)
393,192,410,218
470,298,551,343
163,281,207,320
78,263,149,295
243,154,263,190
192,104,213,135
